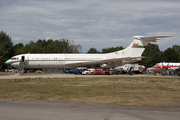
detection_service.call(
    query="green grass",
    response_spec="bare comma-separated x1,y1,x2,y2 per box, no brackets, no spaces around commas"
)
0,76,180,107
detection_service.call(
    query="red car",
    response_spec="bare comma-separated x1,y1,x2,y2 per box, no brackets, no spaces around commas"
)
91,69,101,75
99,69,112,75
91,69,113,75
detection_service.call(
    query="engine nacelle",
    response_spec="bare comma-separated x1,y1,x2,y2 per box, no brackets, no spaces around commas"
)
100,64,109,68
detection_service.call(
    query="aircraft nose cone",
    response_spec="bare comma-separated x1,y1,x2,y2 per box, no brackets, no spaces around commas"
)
5,60,10,65
147,68,151,70
147,67,154,72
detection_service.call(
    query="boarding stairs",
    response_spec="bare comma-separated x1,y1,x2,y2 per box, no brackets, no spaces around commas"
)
17,60,25,74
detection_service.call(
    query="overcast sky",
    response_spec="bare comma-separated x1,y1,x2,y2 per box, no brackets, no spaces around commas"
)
1,0,180,53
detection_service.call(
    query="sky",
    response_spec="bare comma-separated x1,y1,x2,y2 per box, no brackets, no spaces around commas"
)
0,0,180,53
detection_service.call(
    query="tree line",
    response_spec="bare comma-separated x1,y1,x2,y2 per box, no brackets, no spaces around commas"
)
1,31,180,68
86,46,125,53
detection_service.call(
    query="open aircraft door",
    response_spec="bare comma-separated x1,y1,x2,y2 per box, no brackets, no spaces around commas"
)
21,55,29,63
21,56,25,62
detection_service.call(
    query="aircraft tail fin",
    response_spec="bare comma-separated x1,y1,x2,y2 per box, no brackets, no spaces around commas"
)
110,36,171,58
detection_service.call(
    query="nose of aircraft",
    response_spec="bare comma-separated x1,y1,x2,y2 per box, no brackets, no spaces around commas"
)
146,67,155,72
5,59,11,66
147,67,152,70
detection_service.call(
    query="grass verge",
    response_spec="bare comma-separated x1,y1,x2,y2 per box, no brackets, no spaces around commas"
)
0,76,180,107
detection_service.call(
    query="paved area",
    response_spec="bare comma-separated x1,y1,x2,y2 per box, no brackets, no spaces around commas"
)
0,100,180,120
0,73,174,80
0,73,139,79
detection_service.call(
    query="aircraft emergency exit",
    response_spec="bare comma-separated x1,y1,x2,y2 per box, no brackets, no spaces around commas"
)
5,36,171,69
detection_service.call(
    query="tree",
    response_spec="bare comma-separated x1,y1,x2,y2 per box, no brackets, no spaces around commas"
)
164,47,179,62
86,47,100,53
172,45,180,61
0,46,5,61
0,31,13,63
139,43,161,68
22,39,82,53
151,51,165,64
22,41,36,53
11,43,25,55
172,45,180,52
68,41,82,53
101,46,124,53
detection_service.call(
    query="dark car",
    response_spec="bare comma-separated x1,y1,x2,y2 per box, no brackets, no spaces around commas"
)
65,69,74,73
74,68,87,75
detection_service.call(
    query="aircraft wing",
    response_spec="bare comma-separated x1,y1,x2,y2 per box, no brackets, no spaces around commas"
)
65,56,144,68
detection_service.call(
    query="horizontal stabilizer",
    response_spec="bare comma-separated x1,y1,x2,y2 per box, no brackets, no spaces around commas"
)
133,36,172,42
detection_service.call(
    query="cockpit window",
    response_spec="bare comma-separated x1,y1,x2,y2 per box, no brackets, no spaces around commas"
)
10,58,16,60
154,63,159,66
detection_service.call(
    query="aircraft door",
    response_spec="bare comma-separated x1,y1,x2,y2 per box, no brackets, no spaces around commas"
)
21,56,29,63
21,56,25,62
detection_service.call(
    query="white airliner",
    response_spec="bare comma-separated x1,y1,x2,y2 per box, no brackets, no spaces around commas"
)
147,62,180,72
5,36,171,69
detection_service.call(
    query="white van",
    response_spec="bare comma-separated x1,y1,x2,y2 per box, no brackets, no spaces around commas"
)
82,68,95,75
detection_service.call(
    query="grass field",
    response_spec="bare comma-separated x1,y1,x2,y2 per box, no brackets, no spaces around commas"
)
0,76,180,107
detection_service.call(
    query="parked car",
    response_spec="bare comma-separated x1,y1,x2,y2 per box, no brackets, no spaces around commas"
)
82,68,95,75
91,69,101,75
65,69,74,73
100,69,113,75
74,68,87,75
